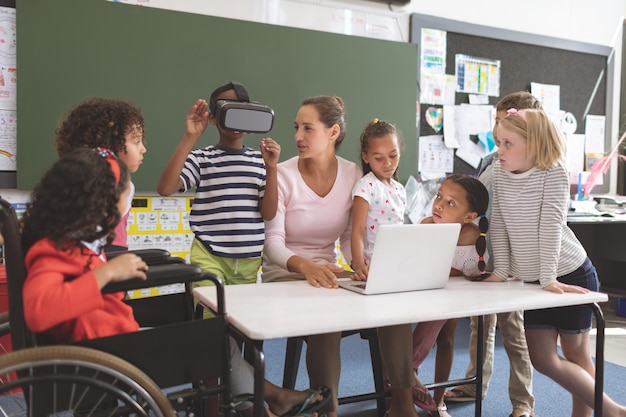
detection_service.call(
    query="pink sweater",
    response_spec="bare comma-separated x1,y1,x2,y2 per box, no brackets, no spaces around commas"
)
262,156,362,282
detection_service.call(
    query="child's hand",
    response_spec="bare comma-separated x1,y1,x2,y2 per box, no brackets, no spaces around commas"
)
186,99,209,138
260,137,281,168
543,281,589,294
95,253,148,289
350,261,369,281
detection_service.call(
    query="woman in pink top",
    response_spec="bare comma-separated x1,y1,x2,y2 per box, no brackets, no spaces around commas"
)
263,96,420,417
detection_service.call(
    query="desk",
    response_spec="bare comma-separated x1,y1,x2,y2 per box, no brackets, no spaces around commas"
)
568,215,626,296
194,277,608,417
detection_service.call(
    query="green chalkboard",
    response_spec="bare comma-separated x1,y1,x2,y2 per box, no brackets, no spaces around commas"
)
17,0,417,191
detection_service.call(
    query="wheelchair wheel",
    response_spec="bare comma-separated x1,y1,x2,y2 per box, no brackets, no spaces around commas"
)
0,345,175,417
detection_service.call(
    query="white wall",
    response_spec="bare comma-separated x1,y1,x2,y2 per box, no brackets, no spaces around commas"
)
118,0,624,47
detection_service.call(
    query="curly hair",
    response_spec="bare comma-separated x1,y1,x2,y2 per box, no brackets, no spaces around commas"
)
21,149,130,253
54,98,144,157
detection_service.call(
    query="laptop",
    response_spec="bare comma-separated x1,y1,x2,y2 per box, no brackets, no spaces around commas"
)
337,223,460,295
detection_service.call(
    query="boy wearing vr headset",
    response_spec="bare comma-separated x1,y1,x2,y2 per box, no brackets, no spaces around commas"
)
158,81,280,289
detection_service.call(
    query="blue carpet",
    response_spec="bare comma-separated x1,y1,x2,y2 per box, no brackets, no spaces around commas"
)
262,317,626,417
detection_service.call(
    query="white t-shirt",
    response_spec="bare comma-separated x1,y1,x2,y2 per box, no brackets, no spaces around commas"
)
351,171,406,264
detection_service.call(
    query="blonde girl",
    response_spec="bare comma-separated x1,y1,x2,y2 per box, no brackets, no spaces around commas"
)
488,108,626,417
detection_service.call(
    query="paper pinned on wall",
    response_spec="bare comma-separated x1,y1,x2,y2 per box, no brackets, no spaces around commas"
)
455,142,483,169
418,135,454,173
0,7,16,171
566,133,585,182
442,105,459,148
530,82,560,115
584,115,606,154
420,73,456,105
420,28,446,74
455,54,501,97
419,28,452,105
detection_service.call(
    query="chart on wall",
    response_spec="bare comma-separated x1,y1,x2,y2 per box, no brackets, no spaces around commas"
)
0,6,15,172
127,196,194,261
125,195,194,299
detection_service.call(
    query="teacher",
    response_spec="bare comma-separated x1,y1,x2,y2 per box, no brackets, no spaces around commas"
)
263,96,420,417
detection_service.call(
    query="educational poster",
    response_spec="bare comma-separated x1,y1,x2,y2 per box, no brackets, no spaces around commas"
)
0,7,15,171
420,28,453,105
455,54,501,97
418,135,453,179
127,196,194,258
126,196,194,299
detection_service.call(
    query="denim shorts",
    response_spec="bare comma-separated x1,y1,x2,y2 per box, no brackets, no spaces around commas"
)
524,258,599,334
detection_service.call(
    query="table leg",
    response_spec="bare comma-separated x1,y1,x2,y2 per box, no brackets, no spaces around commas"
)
474,315,483,417
228,326,266,417
423,316,484,417
592,302,605,417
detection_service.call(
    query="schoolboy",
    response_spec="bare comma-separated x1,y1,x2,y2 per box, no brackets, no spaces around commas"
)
157,82,280,288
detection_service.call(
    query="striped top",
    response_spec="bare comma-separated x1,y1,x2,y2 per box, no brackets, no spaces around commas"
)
180,144,266,259
491,160,586,287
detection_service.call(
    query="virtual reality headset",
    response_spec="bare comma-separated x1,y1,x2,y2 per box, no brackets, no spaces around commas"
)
211,80,274,134
213,99,275,134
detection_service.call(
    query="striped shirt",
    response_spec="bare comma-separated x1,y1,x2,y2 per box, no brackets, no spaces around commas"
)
180,144,266,259
491,160,586,287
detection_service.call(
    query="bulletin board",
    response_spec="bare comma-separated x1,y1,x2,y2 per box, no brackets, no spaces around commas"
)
410,14,616,194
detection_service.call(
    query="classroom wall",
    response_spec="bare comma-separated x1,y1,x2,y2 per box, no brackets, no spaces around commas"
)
3,0,625,203
104,0,625,195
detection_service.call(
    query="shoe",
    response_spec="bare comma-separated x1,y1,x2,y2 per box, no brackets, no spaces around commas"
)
508,414,532,417
281,386,331,417
428,404,452,417
444,387,476,403
412,385,437,411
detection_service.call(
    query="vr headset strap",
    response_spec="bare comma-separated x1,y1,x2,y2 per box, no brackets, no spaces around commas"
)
230,81,250,102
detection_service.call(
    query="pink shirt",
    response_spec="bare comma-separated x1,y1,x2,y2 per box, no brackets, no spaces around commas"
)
262,156,362,282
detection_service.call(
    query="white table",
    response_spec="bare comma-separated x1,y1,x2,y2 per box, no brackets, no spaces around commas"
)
194,277,609,416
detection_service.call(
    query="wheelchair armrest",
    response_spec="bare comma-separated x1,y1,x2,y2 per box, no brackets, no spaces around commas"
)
102,263,218,293
103,264,226,316
107,248,184,265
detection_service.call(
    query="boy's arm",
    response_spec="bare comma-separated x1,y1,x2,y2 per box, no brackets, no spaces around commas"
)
157,99,209,196
258,137,280,220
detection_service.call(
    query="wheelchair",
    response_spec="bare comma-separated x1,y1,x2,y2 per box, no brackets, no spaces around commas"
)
0,197,265,417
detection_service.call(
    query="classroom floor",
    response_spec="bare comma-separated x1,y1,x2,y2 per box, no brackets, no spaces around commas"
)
590,305,626,367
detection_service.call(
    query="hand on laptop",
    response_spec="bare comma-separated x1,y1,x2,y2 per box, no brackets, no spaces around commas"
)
350,260,369,281
300,262,342,289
